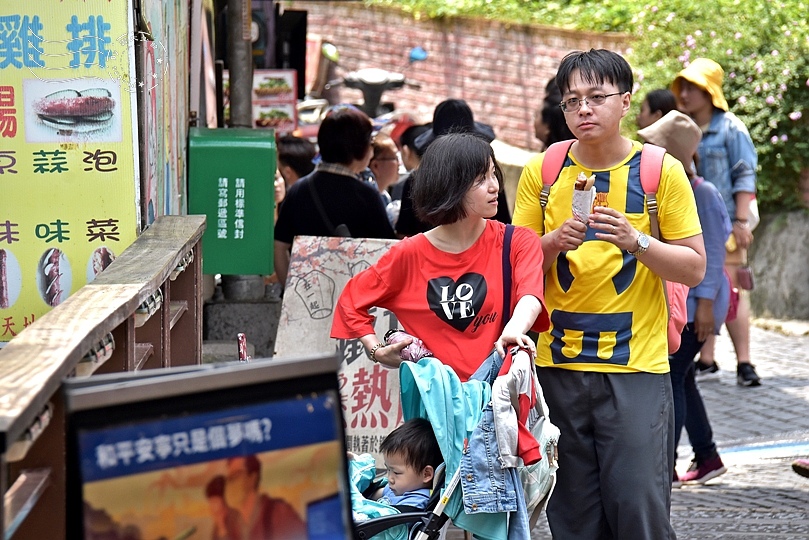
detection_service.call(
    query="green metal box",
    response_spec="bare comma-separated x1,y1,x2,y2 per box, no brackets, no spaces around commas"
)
188,127,276,275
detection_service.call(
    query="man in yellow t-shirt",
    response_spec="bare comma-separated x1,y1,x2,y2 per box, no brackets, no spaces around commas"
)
513,49,705,539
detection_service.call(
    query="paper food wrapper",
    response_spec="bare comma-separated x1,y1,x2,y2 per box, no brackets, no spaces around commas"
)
572,187,596,223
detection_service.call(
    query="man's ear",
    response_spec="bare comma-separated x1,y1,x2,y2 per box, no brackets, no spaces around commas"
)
279,164,298,184
620,92,632,117
421,465,435,485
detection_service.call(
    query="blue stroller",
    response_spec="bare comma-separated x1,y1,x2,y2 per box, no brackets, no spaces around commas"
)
353,348,560,540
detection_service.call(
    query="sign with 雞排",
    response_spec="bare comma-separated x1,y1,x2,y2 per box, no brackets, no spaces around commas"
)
0,0,141,342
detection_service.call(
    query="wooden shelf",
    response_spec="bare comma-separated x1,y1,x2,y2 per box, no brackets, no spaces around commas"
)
0,215,206,540
4,469,50,540
134,343,155,371
169,301,188,330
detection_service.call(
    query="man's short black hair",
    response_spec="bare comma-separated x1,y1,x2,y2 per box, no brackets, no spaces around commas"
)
399,123,431,155
412,131,503,227
379,417,442,473
556,49,634,96
644,88,677,117
277,135,316,178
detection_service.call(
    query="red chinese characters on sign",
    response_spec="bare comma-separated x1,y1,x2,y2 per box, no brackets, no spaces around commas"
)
0,86,16,138
1,313,34,338
347,363,393,430
0,220,20,244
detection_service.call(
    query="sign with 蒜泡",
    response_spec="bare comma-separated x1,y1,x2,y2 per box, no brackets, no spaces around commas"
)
0,0,141,342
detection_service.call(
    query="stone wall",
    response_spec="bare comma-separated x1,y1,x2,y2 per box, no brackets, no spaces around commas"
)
750,212,809,320
286,1,630,153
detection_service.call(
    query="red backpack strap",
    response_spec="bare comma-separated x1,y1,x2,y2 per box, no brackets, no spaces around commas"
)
538,139,576,234
639,143,666,240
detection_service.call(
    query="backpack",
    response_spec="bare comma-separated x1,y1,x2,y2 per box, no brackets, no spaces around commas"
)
539,140,688,355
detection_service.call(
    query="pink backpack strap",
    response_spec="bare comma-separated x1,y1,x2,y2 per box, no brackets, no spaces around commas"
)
639,143,666,240
639,143,686,353
538,139,575,234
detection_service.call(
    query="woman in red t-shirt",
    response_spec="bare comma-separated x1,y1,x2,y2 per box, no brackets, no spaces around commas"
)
330,132,550,381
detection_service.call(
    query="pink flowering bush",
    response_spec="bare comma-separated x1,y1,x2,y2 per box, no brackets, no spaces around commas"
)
629,0,809,210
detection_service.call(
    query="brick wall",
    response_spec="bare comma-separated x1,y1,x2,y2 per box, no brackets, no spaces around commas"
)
286,2,629,152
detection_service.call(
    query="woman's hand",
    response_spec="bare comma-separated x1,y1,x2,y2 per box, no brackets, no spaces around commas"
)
365,337,412,369
496,329,536,359
733,222,753,250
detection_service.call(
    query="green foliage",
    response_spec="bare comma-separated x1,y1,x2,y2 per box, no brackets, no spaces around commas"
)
629,1,809,210
366,0,635,32
366,0,809,210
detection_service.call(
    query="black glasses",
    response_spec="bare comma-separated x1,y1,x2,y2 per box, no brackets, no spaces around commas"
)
560,92,625,113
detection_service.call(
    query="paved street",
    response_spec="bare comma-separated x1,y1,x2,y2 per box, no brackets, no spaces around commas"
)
449,322,809,538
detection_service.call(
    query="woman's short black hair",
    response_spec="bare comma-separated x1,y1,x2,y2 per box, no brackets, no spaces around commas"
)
412,131,503,227
556,48,634,95
644,88,677,117
379,418,442,473
318,106,373,164
277,134,316,177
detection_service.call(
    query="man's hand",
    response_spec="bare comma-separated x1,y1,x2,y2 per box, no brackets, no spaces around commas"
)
551,218,587,251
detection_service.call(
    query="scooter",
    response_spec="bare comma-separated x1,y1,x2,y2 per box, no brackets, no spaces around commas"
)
327,47,426,118
296,46,426,140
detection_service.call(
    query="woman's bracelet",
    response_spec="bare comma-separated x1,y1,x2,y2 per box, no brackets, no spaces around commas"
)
368,343,384,363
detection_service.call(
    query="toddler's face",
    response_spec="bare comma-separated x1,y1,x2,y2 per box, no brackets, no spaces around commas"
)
383,451,430,496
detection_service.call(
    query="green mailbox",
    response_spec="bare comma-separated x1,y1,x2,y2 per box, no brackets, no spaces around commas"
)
188,127,276,275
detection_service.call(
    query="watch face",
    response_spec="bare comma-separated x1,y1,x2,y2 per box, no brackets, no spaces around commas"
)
639,233,650,249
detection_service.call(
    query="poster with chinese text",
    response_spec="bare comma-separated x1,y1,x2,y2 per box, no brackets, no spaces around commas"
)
252,69,297,135
274,236,401,461
77,392,348,539
0,0,140,342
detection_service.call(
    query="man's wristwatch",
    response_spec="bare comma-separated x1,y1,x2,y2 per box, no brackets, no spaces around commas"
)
628,231,650,257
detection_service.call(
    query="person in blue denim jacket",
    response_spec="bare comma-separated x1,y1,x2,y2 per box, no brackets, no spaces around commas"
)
672,58,761,388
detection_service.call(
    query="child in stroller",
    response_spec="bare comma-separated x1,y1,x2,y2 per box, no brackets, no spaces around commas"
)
376,418,443,511
349,418,447,539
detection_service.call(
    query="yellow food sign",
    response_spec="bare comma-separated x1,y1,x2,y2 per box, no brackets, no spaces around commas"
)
0,0,140,342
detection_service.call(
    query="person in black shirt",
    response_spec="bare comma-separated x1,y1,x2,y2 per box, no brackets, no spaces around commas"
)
274,106,396,285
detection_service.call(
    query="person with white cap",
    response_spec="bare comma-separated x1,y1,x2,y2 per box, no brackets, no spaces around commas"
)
639,110,732,487
672,57,761,387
